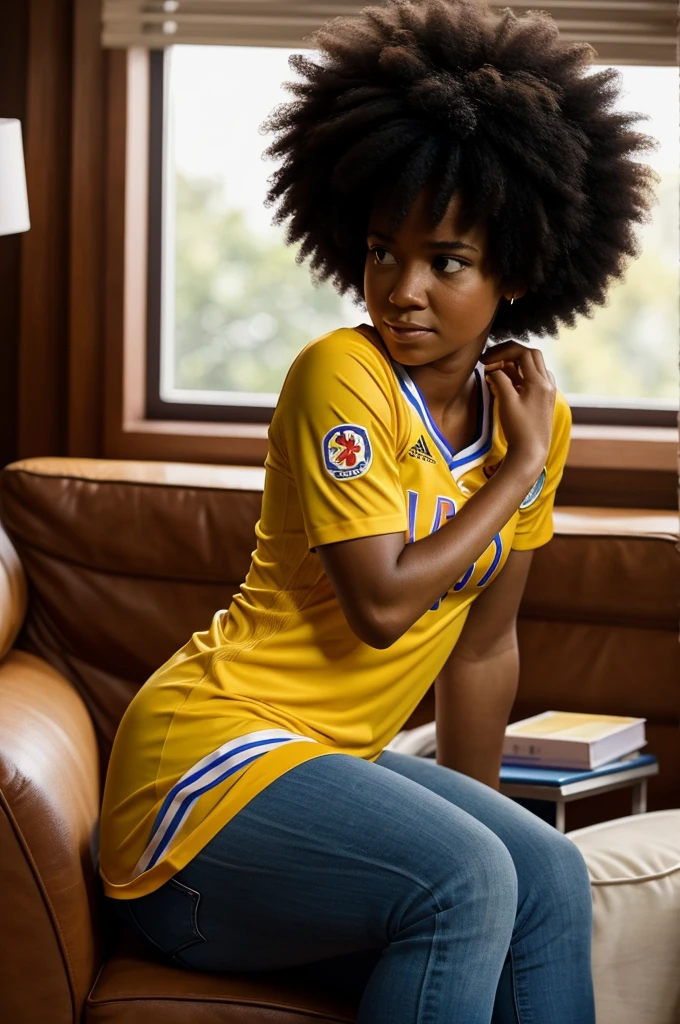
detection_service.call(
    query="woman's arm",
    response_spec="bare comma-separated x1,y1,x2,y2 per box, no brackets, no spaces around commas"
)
434,549,534,789
317,343,554,649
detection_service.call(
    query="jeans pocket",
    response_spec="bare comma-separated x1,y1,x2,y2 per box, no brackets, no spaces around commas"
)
125,877,207,965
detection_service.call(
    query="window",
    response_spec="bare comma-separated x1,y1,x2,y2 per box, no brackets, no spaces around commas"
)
533,64,679,426
147,47,678,426
147,45,361,424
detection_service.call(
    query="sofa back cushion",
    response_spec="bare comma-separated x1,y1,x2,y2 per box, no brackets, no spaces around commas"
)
1,458,678,806
0,458,264,767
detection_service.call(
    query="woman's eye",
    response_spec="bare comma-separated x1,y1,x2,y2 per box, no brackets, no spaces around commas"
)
370,246,396,265
434,256,466,274
368,247,466,274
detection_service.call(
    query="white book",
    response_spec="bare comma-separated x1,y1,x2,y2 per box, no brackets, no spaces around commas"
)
503,711,647,770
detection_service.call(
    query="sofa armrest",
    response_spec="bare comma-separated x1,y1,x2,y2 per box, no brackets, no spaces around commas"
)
0,649,102,1024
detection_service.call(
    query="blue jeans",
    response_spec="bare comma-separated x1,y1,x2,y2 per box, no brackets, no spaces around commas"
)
107,750,595,1024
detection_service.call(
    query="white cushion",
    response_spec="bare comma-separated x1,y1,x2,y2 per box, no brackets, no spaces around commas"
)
568,810,680,1024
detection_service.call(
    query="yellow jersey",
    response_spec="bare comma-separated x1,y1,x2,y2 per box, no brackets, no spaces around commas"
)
99,324,571,898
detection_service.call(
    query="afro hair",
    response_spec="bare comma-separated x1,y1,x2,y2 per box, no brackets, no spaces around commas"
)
259,0,660,341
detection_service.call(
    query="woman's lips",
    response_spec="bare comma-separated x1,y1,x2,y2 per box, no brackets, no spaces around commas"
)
385,322,434,341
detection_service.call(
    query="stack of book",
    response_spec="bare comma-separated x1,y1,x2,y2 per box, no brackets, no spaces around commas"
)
503,711,646,770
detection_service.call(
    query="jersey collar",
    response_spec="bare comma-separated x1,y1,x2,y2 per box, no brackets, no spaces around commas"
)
390,358,495,482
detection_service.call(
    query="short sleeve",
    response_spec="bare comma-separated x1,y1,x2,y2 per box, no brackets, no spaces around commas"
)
511,390,572,551
273,330,408,550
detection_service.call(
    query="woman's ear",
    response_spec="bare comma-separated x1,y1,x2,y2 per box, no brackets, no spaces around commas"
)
503,283,528,303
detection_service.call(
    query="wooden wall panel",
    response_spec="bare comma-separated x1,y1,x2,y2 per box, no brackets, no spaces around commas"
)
103,48,125,458
68,0,106,457
558,466,678,511
17,0,73,458
4,0,107,463
0,3,29,469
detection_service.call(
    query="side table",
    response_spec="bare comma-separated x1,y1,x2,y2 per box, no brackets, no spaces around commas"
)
499,752,659,832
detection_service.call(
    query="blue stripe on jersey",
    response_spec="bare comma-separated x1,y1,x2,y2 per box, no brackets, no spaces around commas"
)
394,372,452,463
391,360,495,480
450,369,493,468
132,729,317,878
144,750,270,872
148,735,290,842
407,489,419,543
449,427,494,470
391,363,455,463
477,533,503,587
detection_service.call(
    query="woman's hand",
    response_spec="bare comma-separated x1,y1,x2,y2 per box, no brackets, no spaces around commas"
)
480,341,556,472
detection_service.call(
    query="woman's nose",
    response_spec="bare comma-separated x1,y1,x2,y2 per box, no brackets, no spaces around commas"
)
388,266,429,308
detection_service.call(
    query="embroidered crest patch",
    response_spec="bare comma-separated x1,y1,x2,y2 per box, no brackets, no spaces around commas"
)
322,424,373,480
519,466,547,509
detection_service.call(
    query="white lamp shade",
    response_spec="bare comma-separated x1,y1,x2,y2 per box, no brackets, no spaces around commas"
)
0,119,30,236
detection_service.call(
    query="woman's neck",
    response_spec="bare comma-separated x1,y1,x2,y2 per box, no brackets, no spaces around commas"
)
358,321,481,420
356,321,482,452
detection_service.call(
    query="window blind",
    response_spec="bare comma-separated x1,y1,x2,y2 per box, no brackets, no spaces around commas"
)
101,1,678,66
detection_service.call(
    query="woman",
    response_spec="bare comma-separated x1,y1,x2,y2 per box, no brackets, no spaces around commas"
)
99,1,657,1020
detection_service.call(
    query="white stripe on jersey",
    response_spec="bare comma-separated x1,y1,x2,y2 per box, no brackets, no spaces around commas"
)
390,360,495,481
132,729,317,878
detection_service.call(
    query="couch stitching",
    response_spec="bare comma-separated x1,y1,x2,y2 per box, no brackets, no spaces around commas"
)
590,861,680,886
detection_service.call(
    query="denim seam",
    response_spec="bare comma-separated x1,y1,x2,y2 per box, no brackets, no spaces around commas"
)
169,878,207,947
126,880,207,958
417,906,444,1024
508,942,533,1024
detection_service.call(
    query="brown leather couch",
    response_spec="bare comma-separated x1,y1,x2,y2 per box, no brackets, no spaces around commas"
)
0,456,678,1024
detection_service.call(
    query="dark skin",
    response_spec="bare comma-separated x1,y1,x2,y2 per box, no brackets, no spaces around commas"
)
315,187,558,788
363,187,519,453
317,186,556,649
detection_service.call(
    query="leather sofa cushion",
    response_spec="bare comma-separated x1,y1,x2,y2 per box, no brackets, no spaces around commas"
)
86,929,379,1024
0,458,266,767
525,508,679,630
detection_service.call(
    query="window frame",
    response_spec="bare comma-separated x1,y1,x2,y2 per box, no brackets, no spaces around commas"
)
102,47,677,490
145,47,678,430
146,49,275,425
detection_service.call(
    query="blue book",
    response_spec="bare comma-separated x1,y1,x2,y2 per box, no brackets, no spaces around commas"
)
500,752,657,788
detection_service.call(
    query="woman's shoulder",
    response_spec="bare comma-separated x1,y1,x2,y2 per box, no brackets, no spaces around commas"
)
269,324,404,462
295,323,389,368
544,388,572,469
552,388,572,437
282,324,395,396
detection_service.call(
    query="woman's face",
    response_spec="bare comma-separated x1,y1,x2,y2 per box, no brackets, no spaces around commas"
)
364,187,517,367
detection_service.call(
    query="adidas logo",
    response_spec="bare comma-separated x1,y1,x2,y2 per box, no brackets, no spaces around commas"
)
408,434,436,463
